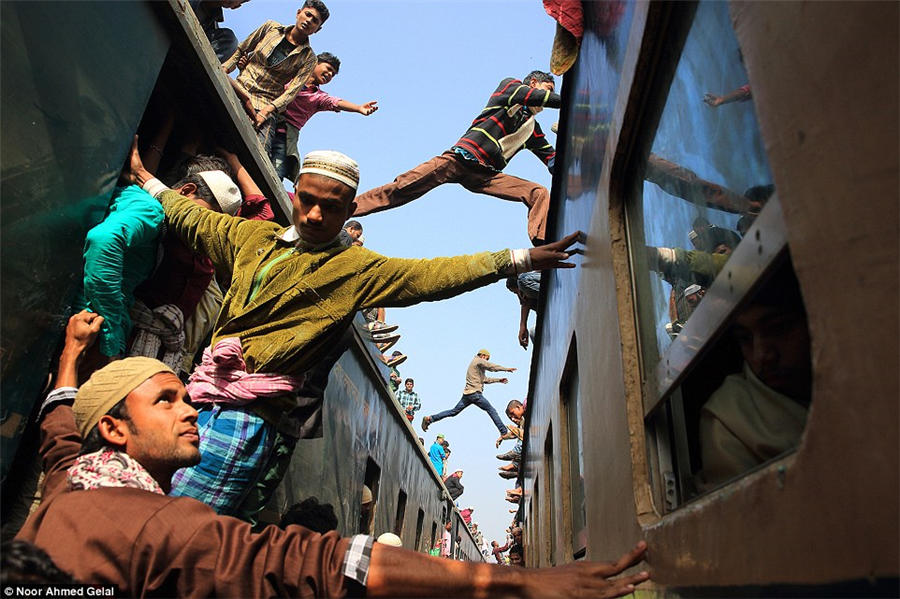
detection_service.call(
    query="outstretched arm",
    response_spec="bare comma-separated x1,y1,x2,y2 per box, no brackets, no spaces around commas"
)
337,99,379,116
703,84,752,108
366,540,649,598
359,231,584,311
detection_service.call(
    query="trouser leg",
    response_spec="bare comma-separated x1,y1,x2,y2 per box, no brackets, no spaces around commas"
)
353,152,467,216
470,392,508,434
463,170,551,244
429,394,473,422
169,406,275,516
237,431,298,529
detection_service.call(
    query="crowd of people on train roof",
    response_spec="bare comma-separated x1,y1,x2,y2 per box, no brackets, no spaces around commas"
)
5,1,656,595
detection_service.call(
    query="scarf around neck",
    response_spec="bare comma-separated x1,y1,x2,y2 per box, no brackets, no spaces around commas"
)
67,448,164,495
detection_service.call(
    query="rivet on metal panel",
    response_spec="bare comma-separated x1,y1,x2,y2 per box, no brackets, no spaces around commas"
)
663,471,677,511
776,465,787,489
755,229,761,241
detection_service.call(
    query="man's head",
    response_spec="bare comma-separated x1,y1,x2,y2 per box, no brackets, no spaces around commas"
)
508,545,524,565
292,150,359,245
171,155,242,215
343,218,363,242
74,358,200,489
295,0,328,36
453,469,463,479
476,348,491,360
404,378,414,392
505,399,525,422
732,265,811,402
523,70,555,92
312,52,340,85
435,433,445,444
491,540,499,548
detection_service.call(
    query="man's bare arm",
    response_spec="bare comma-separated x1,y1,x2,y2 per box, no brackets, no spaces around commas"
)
366,541,649,598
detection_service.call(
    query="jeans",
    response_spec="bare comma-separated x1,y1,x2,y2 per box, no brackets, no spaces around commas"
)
430,391,508,434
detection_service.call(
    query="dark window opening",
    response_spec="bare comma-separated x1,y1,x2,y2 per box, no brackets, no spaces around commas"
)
359,457,380,534
414,508,425,551
393,489,407,536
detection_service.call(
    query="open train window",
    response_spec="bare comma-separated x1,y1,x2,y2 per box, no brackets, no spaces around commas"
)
394,488,407,536
543,424,556,566
359,457,380,534
414,508,425,551
559,338,587,556
625,1,810,511
429,521,437,554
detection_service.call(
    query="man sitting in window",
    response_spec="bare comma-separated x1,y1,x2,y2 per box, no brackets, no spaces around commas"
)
700,265,812,485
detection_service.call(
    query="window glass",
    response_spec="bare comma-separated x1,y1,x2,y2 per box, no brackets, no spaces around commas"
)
563,361,586,552
637,0,775,366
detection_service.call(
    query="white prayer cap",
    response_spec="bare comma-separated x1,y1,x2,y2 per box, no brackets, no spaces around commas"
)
376,533,403,547
197,170,242,216
298,150,360,190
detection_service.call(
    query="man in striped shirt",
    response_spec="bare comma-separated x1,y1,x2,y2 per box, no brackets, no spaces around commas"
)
396,377,421,422
353,71,561,245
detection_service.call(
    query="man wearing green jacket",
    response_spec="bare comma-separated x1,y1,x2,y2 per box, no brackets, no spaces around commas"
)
125,139,582,522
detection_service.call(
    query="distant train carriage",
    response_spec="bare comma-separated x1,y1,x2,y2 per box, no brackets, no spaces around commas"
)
521,0,897,593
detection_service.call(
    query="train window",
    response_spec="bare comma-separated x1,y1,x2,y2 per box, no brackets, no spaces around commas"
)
414,508,425,551
627,1,809,511
429,521,437,554
393,488,407,536
543,425,556,566
560,339,586,554
359,458,380,534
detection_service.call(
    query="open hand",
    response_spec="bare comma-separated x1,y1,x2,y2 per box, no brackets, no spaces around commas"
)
122,136,153,186
521,541,650,598
360,101,379,116
499,378,509,384
529,231,585,270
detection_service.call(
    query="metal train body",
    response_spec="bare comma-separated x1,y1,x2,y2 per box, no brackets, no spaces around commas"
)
520,0,898,593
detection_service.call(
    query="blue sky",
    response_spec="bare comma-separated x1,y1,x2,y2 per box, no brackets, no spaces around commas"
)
224,0,560,551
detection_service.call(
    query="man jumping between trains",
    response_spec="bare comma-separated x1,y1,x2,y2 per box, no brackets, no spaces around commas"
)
352,71,560,245
422,349,515,435
124,138,582,523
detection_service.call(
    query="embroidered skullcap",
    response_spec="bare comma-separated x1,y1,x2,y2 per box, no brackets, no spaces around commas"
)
376,533,403,547
298,150,360,190
362,485,373,504
73,357,174,438
197,170,242,216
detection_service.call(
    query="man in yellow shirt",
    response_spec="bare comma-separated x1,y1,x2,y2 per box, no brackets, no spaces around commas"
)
126,139,582,522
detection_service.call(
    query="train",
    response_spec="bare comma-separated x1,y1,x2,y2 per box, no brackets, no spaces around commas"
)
520,0,898,593
0,0,482,561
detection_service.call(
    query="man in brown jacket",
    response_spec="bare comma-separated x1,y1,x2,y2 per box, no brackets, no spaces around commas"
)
16,312,650,597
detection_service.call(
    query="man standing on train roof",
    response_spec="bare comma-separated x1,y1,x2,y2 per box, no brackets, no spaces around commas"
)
221,0,328,151
421,349,515,436
352,71,561,245
19,319,651,597
124,138,584,523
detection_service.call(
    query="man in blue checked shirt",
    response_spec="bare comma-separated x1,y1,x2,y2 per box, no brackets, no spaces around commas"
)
396,378,421,422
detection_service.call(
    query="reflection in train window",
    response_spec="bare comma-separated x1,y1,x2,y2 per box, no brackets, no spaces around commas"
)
636,0,775,366
560,340,586,554
394,488,407,536
627,1,811,511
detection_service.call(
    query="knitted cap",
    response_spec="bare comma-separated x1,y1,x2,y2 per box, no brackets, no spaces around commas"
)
73,357,174,438
298,150,360,190
197,170,242,215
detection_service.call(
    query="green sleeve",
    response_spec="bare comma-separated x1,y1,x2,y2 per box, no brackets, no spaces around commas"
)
160,190,266,279
357,249,512,309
